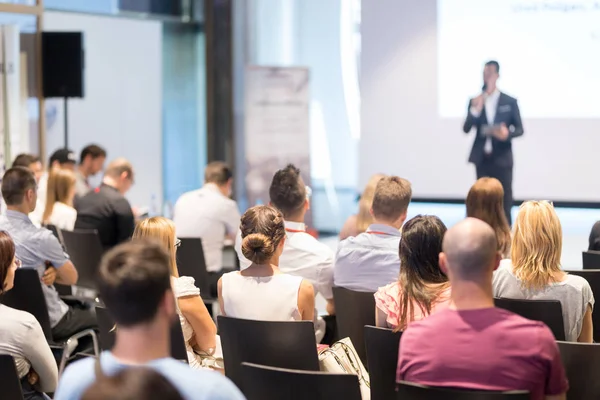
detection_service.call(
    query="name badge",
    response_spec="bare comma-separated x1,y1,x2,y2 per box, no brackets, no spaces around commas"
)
498,105,511,112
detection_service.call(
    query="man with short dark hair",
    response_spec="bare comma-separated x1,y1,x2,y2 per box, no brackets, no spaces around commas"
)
12,154,43,182
75,158,135,252
397,218,567,400
54,240,244,400
0,167,97,340
174,161,240,296
334,176,412,292
235,164,336,331
75,144,107,199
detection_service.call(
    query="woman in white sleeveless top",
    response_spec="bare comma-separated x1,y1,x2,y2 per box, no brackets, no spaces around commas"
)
218,205,314,322
133,217,219,369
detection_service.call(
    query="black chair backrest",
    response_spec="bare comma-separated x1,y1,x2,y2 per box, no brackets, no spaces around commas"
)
2,268,53,341
557,341,600,400
177,238,210,299
332,286,375,365
241,362,361,400
0,355,24,400
582,251,600,270
397,382,529,399
60,229,104,290
564,269,599,341
95,306,188,363
364,325,402,400
218,316,320,390
44,224,63,243
494,298,565,340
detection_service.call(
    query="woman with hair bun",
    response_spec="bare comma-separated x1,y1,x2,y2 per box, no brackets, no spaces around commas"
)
217,205,314,321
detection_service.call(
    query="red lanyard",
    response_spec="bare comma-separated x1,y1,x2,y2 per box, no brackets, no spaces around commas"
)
366,230,396,236
285,228,305,233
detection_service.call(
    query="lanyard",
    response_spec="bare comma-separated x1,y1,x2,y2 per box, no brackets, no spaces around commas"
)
285,228,305,233
366,230,396,236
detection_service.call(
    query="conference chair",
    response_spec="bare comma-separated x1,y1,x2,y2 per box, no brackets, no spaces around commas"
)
397,382,529,399
218,316,320,390
241,362,362,400
583,251,600,270
564,269,600,341
2,268,99,374
557,341,600,400
177,238,210,298
0,355,24,400
332,286,375,366
44,223,64,244
494,298,565,340
364,326,402,400
60,229,104,293
95,306,188,363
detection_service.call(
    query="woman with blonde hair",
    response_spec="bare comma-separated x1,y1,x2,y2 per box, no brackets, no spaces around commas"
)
493,201,594,342
339,174,385,240
466,177,511,258
42,168,77,230
218,205,314,321
133,217,218,369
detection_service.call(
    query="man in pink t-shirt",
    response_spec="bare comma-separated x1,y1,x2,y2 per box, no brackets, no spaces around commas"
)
397,218,568,400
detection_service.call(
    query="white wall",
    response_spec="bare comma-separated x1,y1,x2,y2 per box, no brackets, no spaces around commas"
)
43,12,162,208
361,0,600,202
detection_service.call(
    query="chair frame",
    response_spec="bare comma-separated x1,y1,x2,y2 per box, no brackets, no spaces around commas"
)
0,354,25,400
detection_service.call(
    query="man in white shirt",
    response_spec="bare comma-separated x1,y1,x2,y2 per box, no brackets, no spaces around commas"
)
173,162,241,297
235,164,335,320
462,60,524,224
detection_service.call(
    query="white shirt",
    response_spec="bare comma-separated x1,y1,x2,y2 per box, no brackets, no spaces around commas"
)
235,220,334,300
221,271,303,321
173,184,241,273
47,202,77,231
470,89,500,154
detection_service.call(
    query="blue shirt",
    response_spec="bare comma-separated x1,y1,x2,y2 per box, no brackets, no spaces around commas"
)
334,224,401,292
0,210,69,326
54,351,246,400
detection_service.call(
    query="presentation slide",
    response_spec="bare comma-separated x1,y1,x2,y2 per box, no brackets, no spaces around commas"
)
438,0,600,119
361,0,600,202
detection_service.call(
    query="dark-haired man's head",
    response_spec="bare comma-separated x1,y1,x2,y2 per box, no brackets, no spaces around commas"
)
370,176,412,229
483,60,500,92
98,239,175,329
12,154,43,183
49,148,77,171
80,144,107,177
439,217,500,285
268,164,308,221
204,161,233,197
1,167,38,213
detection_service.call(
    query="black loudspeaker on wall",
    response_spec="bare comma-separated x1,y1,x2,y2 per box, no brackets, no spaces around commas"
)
42,32,84,98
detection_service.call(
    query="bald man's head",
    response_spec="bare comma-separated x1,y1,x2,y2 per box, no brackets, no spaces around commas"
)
440,218,499,282
103,158,134,195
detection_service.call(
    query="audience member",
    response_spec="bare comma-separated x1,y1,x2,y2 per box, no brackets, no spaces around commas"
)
374,215,450,331
334,176,412,292
12,154,44,183
235,164,335,318
75,144,107,200
397,218,568,400
133,217,218,369
493,201,594,342
0,231,58,400
466,177,511,258
0,167,96,341
31,148,76,227
82,367,184,400
75,158,135,252
588,220,600,251
339,173,385,240
173,162,240,297
54,240,244,400
221,205,314,322
42,169,77,231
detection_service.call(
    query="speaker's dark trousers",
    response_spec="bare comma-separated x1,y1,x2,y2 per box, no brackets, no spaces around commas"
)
475,155,513,225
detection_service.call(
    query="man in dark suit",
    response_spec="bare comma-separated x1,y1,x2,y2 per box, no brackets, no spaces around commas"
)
463,61,524,224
